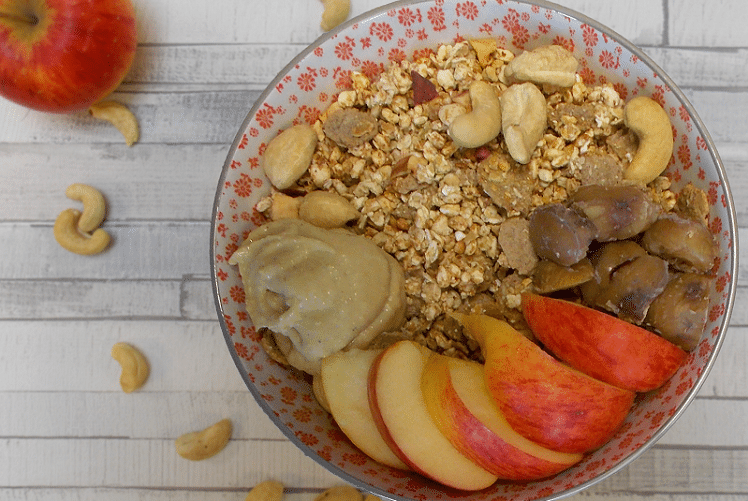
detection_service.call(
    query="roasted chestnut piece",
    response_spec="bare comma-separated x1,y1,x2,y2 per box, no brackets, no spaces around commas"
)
641,213,718,273
582,241,669,324
532,258,594,294
528,203,596,266
646,273,713,351
571,184,661,241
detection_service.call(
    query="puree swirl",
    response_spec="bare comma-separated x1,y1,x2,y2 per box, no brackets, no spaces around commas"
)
229,219,406,375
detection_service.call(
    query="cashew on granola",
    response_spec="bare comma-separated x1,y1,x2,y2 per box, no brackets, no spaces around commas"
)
500,82,547,164
175,418,233,461
504,44,579,87
320,0,350,31
111,342,150,393
448,80,502,148
89,100,140,146
263,124,318,190
623,96,674,184
299,191,360,228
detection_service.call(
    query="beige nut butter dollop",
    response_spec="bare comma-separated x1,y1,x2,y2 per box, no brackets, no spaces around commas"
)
229,219,406,375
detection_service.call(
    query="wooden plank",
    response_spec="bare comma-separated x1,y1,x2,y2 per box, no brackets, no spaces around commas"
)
592,447,748,494
0,392,285,440
643,47,748,89
0,491,358,501
129,0,664,46
0,440,746,493
0,90,259,145
8,222,746,283
0,438,339,489
1,319,746,397
0,143,227,222
0,391,743,447
668,0,748,48
0,280,182,319
1,142,746,223
0,321,245,393
1,492,746,501
2,89,746,146
0,223,209,280
126,45,748,89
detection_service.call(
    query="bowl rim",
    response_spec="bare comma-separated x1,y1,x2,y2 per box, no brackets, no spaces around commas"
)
209,0,739,499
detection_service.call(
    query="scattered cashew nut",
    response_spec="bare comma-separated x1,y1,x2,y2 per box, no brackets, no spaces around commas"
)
500,82,547,164
54,208,111,255
448,80,502,148
89,100,140,146
263,124,318,190
505,44,579,87
175,418,233,461
320,0,350,31
245,480,285,501
111,342,149,393
623,96,674,184
65,183,107,233
314,485,363,501
299,191,360,228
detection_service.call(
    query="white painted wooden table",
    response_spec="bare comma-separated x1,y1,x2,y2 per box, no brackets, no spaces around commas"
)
1,0,746,500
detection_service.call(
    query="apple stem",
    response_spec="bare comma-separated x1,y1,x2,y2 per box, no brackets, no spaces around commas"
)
0,10,38,26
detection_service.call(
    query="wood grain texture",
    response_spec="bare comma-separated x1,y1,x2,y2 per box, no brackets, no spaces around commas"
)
1,0,746,500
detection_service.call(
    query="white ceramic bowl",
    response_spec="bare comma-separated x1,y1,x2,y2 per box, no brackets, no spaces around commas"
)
211,1,738,499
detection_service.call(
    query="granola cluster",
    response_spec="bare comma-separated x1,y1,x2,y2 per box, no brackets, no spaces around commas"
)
258,41,679,362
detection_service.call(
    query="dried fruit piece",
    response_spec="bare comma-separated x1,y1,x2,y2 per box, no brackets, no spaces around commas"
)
411,70,439,105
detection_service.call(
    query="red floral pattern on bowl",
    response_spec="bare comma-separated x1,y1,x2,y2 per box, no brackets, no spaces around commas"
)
210,1,738,500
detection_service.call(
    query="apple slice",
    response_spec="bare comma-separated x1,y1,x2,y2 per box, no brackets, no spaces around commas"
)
454,313,635,454
368,340,499,491
320,348,409,470
421,353,583,480
521,293,688,392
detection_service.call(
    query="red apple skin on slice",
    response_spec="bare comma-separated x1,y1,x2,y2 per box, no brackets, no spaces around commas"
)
320,348,409,470
368,340,499,491
454,313,635,454
521,293,688,392
421,353,583,480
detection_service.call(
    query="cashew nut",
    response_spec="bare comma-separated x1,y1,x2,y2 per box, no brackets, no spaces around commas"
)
245,480,285,501
65,183,107,233
320,0,350,31
263,124,318,190
89,100,140,146
505,45,579,87
448,80,502,149
298,191,360,228
623,96,674,184
500,82,547,164
54,208,111,255
111,342,149,393
314,485,363,501
175,418,233,461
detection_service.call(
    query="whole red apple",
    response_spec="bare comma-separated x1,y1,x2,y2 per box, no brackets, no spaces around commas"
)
0,0,137,113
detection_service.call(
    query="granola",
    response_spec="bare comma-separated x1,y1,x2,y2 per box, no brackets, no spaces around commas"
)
257,41,683,362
